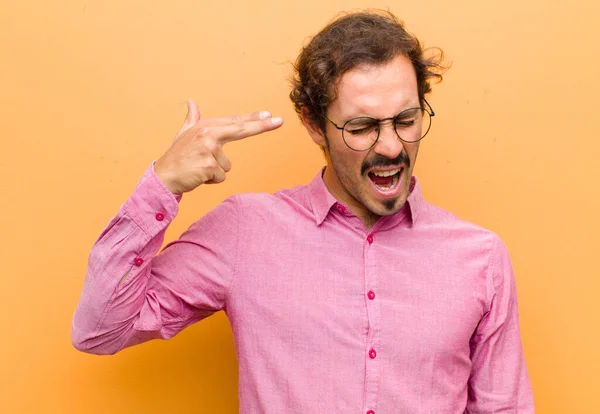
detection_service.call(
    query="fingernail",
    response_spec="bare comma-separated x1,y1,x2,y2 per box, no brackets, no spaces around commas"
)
271,117,283,124
259,111,271,120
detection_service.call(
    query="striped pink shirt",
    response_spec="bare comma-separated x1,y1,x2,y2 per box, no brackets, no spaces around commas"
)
72,163,534,413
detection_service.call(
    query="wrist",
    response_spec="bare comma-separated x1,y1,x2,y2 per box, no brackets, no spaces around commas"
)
153,161,182,195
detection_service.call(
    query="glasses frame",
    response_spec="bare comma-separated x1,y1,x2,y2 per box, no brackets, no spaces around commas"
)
323,99,435,152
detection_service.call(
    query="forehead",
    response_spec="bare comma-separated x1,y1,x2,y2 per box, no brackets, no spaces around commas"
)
331,54,419,119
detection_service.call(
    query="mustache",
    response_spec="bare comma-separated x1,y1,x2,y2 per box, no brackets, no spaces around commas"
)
361,151,410,176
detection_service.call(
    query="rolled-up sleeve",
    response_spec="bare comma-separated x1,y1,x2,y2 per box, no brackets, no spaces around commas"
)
467,237,535,412
72,162,239,355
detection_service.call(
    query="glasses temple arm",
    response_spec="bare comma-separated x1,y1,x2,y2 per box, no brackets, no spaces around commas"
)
423,98,435,117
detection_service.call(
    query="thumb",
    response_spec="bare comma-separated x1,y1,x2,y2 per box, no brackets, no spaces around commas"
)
185,99,200,126
176,99,201,137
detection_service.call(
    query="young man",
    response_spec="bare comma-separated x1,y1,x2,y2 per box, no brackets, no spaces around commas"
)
73,10,534,413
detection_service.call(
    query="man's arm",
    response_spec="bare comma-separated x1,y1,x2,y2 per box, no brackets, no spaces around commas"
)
71,162,240,354
466,237,535,412
72,100,283,354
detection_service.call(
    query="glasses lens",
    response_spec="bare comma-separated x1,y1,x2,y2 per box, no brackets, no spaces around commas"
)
342,117,379,151
394,108,432,143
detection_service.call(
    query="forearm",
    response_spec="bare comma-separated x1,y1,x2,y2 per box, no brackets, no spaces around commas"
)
72,164,181,354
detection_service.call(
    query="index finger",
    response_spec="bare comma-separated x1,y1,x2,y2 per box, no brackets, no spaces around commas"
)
214,116,284,145
199,111,273,128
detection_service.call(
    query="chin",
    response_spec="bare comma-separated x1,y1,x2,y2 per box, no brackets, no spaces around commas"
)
372,197,406,216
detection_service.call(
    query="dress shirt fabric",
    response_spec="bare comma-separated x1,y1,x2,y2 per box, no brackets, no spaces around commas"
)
72,162,534,413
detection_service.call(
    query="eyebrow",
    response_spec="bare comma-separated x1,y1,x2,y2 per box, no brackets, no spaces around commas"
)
395,107,420,118
343,106,421,123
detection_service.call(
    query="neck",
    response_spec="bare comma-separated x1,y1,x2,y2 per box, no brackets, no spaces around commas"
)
321,166,380,229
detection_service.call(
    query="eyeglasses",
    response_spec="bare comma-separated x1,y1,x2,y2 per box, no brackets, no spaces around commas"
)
323,99,435,152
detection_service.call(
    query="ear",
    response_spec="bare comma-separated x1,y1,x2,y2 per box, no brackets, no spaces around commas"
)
301,107,328,147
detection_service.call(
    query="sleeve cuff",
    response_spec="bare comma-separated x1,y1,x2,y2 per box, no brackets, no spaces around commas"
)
121,162,183,237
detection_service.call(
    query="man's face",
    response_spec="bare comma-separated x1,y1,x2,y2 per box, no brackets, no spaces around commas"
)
307,54,422,222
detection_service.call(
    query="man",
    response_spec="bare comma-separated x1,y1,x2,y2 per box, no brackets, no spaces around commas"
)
72,10,534,413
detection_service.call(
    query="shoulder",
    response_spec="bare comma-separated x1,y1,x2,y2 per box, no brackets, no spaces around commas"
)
228,183,314,222
420,200,498,234
417,201,514,302
416,200,506,256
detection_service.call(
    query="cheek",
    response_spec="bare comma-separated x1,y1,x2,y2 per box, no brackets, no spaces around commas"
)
330,145,364,171
350,154,369,177
406,143,420,166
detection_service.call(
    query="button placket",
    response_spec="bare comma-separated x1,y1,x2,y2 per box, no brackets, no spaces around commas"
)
363,230,380,414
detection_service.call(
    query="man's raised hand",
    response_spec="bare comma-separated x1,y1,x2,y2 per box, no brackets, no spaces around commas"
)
154,99,283,194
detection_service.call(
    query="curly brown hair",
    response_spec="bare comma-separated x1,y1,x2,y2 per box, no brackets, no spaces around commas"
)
290,10,448,131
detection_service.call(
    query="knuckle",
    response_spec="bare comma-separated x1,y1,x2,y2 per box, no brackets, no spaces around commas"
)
230,114,245,132
230,114,243,125
204,157,218,169
200,139,218,153
195,127,210,137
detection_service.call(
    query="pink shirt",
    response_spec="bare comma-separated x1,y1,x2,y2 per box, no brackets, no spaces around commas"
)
72,163,534,413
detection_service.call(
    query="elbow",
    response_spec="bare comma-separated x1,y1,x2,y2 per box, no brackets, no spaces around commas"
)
71,303,128,355
71,324,121,356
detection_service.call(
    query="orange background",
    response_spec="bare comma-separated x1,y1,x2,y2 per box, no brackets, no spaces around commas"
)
1,1,599,413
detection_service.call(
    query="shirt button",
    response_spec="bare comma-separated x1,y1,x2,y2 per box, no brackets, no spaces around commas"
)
367,410,375,414
155,212,165,221
367,290,375,300
336,204,345,214
134,257,144,266
367,235,374,244
369,348,377,359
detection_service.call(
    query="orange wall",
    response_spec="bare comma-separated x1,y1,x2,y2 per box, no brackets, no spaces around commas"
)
1,1,599,412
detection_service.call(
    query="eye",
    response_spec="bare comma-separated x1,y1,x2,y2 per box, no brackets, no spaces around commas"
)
395,108,421,128
347,125,377,135
395,119,416,128
345,118,378,135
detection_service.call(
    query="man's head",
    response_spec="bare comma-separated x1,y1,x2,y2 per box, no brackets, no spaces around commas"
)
290,10,446,224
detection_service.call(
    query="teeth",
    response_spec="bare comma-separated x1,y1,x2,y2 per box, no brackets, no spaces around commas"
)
374,172,400,191
372,168,400,177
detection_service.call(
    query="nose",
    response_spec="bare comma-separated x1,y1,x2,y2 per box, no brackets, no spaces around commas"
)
373,120,404,159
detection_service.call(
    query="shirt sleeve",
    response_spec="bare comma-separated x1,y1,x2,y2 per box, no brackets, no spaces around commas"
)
466,237,535,412
71,162,240,355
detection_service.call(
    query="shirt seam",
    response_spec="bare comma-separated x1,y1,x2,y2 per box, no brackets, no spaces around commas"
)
224,195,241,309
284,185,306,198
122,202,153,240
486,235,500,314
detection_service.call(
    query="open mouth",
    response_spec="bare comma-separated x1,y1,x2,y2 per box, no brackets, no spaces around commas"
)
367,167,403,194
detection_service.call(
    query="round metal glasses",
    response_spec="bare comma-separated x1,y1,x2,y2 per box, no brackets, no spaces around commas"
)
323,99,435,152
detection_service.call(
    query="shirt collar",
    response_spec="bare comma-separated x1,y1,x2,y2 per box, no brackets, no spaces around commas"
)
307,167,424,226
307,168,339,226
405,176,423,225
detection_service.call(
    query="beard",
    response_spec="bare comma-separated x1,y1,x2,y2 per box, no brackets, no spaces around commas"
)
326,147,414,218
